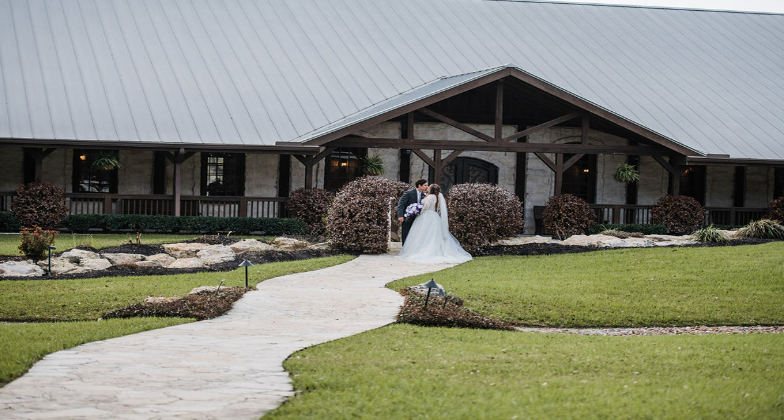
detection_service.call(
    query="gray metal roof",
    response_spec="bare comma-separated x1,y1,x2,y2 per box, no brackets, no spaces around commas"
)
1,0,783,160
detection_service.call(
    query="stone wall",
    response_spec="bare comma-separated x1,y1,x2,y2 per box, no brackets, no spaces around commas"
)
0,147,24,191
746,166,774,207
636,156,669,205
245,154,279,196
119,150,154,194
705,166,734,207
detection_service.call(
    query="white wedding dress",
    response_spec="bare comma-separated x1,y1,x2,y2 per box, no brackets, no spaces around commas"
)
398,193,472,264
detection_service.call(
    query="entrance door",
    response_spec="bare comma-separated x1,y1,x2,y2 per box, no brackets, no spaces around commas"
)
430,157,499,193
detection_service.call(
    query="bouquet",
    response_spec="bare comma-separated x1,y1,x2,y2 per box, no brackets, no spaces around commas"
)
404,202,424,219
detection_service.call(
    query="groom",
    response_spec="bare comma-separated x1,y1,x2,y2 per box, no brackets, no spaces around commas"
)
397,179,429,245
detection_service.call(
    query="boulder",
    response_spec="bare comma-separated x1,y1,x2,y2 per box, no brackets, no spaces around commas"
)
230,239,275,253
189,286,221,295
196,245,236,264
162,243,210,259
0,260,45,277
595,237,656,248
166,257,205,269
560,234,617,247
272,237,310,251
144,253,176,266
144,296,180,304
39,257,90,275
60,248,100,263
135,260,164,268
492,235,558,246
308,242,331,250
79,258,113,271
102,253,145,265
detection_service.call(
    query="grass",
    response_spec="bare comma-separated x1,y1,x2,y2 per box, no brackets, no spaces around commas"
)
388,242,784,327
0,233,277,256
0,318,191,386
0,255,355,321
266,324,784,419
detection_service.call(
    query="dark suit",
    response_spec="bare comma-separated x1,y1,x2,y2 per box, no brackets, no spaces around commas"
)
397,189,423,245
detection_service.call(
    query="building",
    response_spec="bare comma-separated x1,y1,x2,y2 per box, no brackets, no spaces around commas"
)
1,0,783,233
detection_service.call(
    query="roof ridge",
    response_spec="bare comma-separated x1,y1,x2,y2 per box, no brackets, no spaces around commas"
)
486,0,784,16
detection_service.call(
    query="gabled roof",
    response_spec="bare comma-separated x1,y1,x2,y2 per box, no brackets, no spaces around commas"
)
1,0,783,160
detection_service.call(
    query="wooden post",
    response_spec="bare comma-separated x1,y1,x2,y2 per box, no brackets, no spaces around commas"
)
304,161,314,189
23,148,56,183
652,155,684,196
495,80,504,141
581,115,589,144
554,153,564,196
433,149,442,185
165,150,194,217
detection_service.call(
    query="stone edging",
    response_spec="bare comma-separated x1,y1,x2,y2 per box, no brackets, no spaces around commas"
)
515,325,784,336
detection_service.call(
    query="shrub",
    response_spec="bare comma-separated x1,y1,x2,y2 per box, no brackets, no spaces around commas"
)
10,183,69,230
735,219,784,240
447,183,524,250
650,195,705,235
286,188,334,235
542,194,595,239
396,289,514,331
767,196,784,223
0,212,20,232
588,223,668,235
691,224,730,243
326,176,409,253
18,226,58,260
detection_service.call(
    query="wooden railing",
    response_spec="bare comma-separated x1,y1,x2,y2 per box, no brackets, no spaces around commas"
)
61,194,289,218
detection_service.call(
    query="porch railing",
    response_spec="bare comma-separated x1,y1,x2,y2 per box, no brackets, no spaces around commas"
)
61,194,289,218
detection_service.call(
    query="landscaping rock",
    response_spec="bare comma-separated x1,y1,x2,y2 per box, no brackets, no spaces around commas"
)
230,239,275,253
493,235,558,246
0,260,45,277
594,237,657,248
60,248,100,263
144,253,176,266
144,296,180,305
39,257,90,275
135,260,164,268
102,253,145,266
560,234,617,247
162,243,210,259
308,242,331,250
189,286,221,295
79,258,113,271
272,237,310,250
196,245,236,264
166,257,205,269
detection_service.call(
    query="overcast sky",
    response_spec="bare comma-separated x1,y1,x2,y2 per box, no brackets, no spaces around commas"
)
536,0,784,13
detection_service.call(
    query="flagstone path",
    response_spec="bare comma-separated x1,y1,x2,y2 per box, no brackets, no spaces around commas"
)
0,251,456,419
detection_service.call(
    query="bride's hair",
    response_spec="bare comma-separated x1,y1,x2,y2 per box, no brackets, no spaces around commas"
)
428,184,441,212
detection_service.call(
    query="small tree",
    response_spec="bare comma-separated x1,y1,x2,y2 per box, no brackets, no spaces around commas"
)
650,195,705,235
447,183,523,250
18,226,58,260
326,176,409,253
286,188,335,235
542,194,595,239
11,183,69,230
767,196,784,223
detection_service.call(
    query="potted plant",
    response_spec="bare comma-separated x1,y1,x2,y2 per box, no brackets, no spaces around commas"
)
360,155,385,176
613,163,639,183
91,152,121,171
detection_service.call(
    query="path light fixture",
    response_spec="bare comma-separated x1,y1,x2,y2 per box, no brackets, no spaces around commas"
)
423,279,444,308
239,259,254,288
47,246,56,276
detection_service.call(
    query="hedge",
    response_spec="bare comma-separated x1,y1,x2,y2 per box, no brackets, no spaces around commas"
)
64,214,306,235
588,223,669,235
0,212,20,232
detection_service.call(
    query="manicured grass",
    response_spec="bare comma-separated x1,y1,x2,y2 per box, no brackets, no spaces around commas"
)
0,317,191,386
0,233,277,256
0,255,355,321
266,324,784,419
388,242,784,327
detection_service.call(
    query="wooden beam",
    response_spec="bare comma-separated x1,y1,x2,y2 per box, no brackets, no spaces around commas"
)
418,108,495,142
442,150,463,167
433,150,443,185
652,155,680,176
534,152,557,172
563,153,584,171
495,80,504,141
23,148,57,183
410,149,436,169
503,111,582,142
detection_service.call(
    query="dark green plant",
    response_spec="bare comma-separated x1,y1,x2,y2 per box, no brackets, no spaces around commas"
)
18,226,58,260
767,196,784,223
360,155,385,176
650,195,705,235
11,183,69,230
543,194,595,239
0,212,20,232
447,183,524,250
91,151,121,170
612,163,640,183
735,219,784,240
287,188,334,235
691,224,730,243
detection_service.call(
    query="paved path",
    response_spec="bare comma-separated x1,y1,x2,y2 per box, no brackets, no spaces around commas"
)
0,253,455,419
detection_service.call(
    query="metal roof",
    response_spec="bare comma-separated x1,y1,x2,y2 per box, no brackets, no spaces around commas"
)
1,0,783,160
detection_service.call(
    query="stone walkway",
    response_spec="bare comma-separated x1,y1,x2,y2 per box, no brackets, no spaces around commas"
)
0,252,456,419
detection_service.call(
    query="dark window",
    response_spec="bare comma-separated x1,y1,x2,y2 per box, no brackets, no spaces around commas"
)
675,166,706,205
625,156,639,205
324,147,366,191
429,157,499,194
200,153,245,196
72,150,119,193
775,168,784,198
153,152,167,194
561,153,597,203
733,166,746,207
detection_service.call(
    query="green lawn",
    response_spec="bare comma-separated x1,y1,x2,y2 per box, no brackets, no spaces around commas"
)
388,242,784,327
0,255,355,321
266,324,784,419
0,233,276,256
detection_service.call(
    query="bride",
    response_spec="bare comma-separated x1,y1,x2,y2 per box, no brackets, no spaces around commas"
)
397,184,472,264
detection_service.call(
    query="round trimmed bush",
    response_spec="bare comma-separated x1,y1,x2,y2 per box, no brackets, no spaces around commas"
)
767,196,784,223
650,195,705,235
447,183,523,250
542,194,595,239
287,188,335,235
326,176,409,253
11,183,69,230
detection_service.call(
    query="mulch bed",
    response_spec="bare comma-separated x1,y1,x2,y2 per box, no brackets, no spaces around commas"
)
396,289,516,331
103,287,251,321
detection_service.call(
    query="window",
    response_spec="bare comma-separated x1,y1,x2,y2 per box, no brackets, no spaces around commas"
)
72,150,119,193
429,157,499,194
675,166,706,205
561,153,597,203
324,147,367,191
201,153,245,196
775,168,784,198
733,166,746,207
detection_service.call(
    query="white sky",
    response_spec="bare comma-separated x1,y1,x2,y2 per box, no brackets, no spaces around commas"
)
536,0,784,13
